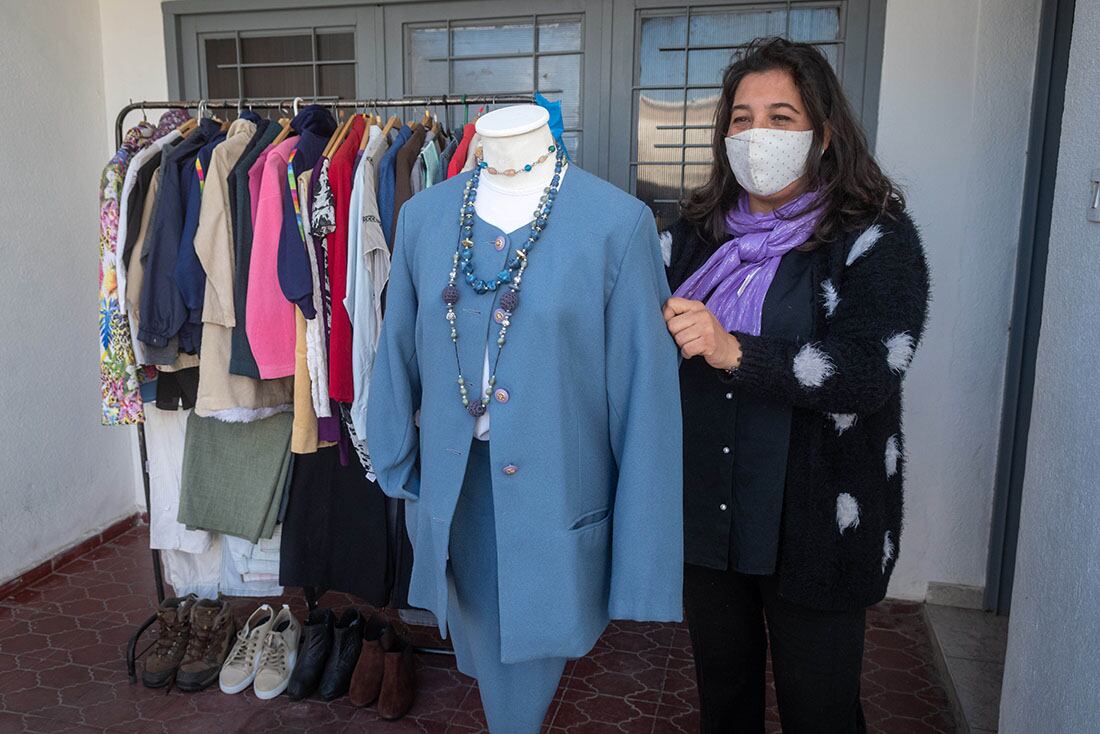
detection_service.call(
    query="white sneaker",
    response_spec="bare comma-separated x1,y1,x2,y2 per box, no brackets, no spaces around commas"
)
253,605,301,700
219,604,274,694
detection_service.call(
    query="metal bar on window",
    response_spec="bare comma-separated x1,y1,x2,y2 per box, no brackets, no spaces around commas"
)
311,27,319,101
424,49,580,64
216,59,356,70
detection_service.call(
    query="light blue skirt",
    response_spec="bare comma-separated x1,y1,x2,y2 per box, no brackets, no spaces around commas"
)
446,439,567,733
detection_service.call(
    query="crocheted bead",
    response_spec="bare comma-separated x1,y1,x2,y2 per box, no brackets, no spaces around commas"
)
442,285,459,305
500,290,519,312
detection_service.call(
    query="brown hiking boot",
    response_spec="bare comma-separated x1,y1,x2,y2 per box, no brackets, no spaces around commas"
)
141,594,196,688
176,597,238,692
377,627,416,720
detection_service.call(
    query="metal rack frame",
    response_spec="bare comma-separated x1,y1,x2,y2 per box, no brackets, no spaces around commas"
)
119,94,533,682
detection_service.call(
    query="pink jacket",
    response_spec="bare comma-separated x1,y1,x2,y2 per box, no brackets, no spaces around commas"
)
245,137,298,378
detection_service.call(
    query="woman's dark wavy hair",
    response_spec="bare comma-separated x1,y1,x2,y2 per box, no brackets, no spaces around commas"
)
681,37,905,248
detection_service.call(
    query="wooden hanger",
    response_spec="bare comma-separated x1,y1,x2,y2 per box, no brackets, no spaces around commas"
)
380,114,400,141
328,113,356,155
176,118,197,137
271,116,293,145
322,111,346,158
358,113,375,153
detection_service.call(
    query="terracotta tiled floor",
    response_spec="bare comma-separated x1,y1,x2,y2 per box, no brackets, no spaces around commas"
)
0,525,956,733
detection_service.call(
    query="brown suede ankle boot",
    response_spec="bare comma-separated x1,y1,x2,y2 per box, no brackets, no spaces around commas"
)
377,627,416,720
348,614,388,706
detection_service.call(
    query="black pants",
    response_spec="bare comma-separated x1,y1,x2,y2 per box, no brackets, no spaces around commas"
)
683,564,868,734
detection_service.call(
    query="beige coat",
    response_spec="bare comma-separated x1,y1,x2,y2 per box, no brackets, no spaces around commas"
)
193,119,293,420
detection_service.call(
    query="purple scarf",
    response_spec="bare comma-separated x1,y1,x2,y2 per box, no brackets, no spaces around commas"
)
674,191,823,335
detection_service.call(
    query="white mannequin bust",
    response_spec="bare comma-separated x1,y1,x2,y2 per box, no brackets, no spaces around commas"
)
469,105,569,439
473,105,567,233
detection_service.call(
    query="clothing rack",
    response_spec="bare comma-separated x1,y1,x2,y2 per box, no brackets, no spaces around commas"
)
121,94,534,681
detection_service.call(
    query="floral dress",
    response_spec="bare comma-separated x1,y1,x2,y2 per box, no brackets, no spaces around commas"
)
99,110,190,425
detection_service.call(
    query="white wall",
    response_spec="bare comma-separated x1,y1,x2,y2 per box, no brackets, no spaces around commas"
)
97,0,173,509
875,0,1042,600
999,0,1100,729
98,0,171,160
0,2,137,582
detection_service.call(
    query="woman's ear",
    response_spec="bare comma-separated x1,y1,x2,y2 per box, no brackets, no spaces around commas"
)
822,123,832,155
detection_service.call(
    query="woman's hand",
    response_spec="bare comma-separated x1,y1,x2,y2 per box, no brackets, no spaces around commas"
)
663,297,743,370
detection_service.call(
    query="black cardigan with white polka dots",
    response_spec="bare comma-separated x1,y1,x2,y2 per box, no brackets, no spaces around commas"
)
667,211,930,612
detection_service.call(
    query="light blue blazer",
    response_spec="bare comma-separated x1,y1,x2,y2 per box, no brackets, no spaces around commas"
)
366,166,683,664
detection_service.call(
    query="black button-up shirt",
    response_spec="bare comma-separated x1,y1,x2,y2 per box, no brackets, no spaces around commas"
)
669,221,815,574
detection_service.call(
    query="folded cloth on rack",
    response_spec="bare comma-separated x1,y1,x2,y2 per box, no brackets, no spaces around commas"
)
219,535,283,598
245,560,280,576
225,526,282,573
146,405,212,554
256,526,283,555
161,538,222,600
177,411,293,543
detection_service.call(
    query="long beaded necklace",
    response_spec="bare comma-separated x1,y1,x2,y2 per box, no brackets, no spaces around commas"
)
442,145,566,417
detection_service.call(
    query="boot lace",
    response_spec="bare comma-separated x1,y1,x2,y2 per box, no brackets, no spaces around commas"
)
153,612,187,657
183,617,215,662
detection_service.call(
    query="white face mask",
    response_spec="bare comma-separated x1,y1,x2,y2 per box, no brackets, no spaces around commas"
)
724,128,815,197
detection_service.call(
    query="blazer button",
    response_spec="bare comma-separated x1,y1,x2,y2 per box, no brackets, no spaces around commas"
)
502,464,519,476
719,503,728,511
494,388,510,404
494,234,508,251
725,392,733,400
722,446,731,454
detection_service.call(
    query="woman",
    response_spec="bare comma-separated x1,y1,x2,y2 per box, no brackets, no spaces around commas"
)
664,38,930,732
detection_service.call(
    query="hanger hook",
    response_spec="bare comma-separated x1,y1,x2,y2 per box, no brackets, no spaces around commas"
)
292,96,302,116
237,97,243,116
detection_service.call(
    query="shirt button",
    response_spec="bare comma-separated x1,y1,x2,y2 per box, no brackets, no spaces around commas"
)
719,504,728,511
494,234,508,251
502,464,518,476
725,392,733,400
722,446,730,454
494,388,510,404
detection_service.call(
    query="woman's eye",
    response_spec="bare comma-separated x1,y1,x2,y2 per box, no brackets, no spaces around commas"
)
771,115,792,123
732,116,750,124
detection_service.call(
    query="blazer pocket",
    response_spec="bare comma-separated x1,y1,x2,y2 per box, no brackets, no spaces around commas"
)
569,507,611,532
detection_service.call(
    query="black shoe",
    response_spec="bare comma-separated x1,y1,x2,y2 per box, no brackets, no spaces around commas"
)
286,608,334,700
317,609,364,700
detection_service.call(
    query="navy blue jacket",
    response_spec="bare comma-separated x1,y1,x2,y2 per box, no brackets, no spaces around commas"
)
139,118,222,355
174,129,226,353
277,107,335,319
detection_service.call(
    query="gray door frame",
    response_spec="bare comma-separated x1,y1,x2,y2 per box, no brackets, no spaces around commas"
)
984,0,1077,615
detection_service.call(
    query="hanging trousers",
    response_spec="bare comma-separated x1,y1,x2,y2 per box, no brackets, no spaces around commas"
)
446,439,567,733
683,563,868,734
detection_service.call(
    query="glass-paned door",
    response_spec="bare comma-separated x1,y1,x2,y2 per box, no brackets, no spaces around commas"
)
178,7,379,103
609,0,878,227
202,28,356,100
384,0,606,169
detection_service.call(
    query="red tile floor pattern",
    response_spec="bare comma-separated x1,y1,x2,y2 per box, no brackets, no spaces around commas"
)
0,525,957,733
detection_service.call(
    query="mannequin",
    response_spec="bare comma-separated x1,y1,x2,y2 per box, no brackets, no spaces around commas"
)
470,105,568,441
368,101,683,734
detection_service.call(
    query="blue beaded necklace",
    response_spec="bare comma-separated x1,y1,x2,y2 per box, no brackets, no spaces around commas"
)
442,145,566,417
